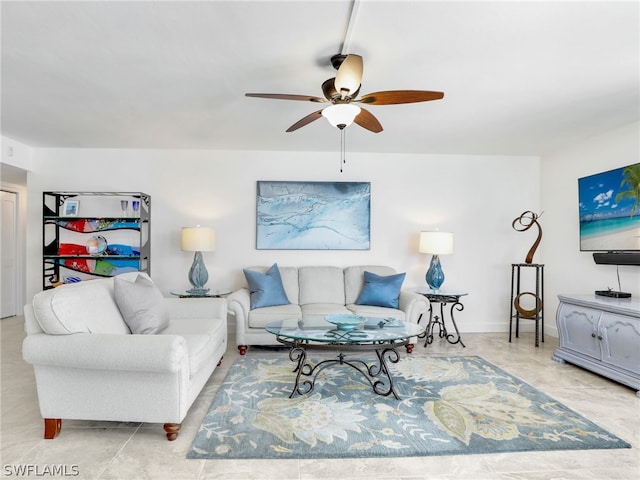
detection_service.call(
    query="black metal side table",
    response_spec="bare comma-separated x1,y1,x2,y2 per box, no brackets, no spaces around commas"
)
509,263,544,347
415,290,468,348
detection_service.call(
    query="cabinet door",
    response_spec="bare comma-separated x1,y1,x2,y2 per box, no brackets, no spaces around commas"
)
557,303,601,359
600,313,640,373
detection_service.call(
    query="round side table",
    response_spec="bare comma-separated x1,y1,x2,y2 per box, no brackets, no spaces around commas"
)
415,290,468,348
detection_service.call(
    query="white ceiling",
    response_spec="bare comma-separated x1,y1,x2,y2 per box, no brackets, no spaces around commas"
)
1,1,638,156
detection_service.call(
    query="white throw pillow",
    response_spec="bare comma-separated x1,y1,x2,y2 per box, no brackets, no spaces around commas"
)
114,273,169,334
32,279,130,335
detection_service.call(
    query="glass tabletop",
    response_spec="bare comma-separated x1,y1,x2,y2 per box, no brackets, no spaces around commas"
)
265,317,425,344
415,289,468,297
170,290,231,298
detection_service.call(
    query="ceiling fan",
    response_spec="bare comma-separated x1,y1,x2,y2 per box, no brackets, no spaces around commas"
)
245,54,444,133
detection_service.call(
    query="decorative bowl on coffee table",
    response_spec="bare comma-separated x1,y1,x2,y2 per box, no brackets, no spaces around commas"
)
325,314,366,331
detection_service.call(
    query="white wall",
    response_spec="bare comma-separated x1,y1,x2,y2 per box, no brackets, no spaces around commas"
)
26,149,540,334
541,121,640,333
1,136,34,172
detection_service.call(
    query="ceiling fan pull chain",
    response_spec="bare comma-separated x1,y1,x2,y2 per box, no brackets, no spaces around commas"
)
340,128,348,172
339,129,344,173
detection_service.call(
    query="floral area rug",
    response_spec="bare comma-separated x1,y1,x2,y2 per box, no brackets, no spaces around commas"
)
187,355,630,459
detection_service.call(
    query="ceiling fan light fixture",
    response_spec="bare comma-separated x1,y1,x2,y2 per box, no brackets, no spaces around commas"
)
322,104,361,129
334,54,363,100
246,53,443,134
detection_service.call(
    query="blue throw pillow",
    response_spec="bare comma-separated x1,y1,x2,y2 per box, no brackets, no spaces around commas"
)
243,263,290,309
355,271,406,309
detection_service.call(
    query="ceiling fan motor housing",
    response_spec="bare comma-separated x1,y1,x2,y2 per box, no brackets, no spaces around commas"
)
330,54,348,70
322,78,360,102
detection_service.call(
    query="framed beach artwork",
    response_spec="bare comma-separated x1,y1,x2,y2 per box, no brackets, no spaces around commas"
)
578,162,640,252
256,181,371,250
62,200,79,217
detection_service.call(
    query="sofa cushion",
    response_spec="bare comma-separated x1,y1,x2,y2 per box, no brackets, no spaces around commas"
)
277,266,300,305
243,263,290,309
247,304,302,328
344,265,398,304
356,271,406,309
299,266,345,305
31,278,130,335
301,303,351,320
114,273,170,334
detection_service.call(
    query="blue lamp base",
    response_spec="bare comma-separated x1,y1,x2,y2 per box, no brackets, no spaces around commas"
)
425,255,445,291
187,251,210,294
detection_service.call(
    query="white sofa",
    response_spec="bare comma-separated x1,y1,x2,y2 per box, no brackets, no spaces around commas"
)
22,272,227,441
227,265,429,355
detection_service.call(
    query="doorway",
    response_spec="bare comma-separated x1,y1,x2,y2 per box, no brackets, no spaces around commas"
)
1,190,18,318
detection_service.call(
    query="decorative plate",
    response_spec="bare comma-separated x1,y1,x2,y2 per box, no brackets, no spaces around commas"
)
324,314,366,331
63,276,82,284
86,235,107,255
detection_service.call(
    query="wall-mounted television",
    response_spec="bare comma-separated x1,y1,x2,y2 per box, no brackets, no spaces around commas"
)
578,163,640,265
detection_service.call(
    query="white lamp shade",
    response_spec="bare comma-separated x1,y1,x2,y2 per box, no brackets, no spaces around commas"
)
322,104,361,129
419,231,454,255
181,226,216,252
334,54,363,98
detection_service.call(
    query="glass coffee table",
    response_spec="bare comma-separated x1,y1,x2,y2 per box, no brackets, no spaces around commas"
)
265,317,425,400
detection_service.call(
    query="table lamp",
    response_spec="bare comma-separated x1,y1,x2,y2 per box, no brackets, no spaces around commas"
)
181,226,216,294
419,231,454,291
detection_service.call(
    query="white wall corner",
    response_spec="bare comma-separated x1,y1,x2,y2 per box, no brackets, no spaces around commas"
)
1,136,34,171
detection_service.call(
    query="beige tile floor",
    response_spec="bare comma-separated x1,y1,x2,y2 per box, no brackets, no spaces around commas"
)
1,315,638,480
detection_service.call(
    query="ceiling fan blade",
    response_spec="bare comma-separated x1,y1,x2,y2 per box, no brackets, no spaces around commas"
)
357,90,444,105
334,54,363,98
286,109,324,132
246,93,327,103
354,108,383,133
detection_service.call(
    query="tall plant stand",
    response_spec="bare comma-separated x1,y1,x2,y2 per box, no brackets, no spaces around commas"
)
509,263,544,347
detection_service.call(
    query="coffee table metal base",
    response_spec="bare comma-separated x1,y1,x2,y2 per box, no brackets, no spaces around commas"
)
292,347,401,399
266,319,426,401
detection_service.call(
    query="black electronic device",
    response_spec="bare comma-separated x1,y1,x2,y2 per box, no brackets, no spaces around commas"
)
593,252,640,265
595,289,632,298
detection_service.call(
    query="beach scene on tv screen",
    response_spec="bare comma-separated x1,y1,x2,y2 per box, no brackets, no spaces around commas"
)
579,163,640,251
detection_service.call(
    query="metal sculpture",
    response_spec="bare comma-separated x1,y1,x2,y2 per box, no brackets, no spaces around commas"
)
512,210,543,264
513,291,543,318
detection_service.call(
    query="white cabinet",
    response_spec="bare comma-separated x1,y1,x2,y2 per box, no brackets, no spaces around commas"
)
553,294,640,396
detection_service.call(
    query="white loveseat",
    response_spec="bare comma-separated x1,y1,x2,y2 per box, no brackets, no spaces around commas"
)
227,265,429,354
22,272,227,441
